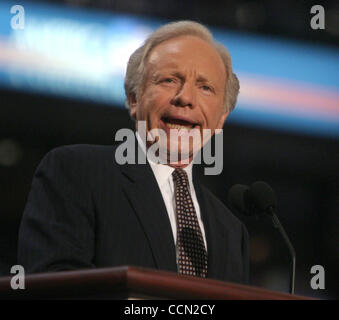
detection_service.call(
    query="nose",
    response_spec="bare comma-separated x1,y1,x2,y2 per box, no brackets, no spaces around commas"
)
171,81,196,108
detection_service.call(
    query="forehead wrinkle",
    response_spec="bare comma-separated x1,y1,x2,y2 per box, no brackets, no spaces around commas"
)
147,48,178,68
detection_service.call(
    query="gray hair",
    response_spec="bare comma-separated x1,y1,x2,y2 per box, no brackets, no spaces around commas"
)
124,20,239,112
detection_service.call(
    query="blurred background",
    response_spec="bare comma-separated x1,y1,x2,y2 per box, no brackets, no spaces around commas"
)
0,0,338,299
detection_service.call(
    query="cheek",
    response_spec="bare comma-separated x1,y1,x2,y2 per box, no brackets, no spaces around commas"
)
142,89,170,113
201,98,224,127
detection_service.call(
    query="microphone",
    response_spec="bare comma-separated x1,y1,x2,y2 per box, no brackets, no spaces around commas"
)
227,184,250,216
228,181,296,295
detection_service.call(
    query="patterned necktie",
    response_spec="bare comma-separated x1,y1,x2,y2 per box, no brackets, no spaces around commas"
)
172,168,208,278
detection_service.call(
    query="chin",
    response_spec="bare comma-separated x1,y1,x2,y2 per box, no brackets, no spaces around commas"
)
168,141,196,164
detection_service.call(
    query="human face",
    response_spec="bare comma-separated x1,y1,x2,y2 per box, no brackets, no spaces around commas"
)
129,35,229,166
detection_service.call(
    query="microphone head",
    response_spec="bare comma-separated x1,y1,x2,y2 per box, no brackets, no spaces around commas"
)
248,181,277,213
227,184,250,216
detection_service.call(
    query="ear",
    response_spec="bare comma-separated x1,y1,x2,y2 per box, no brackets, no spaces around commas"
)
216,110,229,130
128,92,138,120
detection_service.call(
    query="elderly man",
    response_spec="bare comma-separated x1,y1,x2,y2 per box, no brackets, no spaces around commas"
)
18,21,249,284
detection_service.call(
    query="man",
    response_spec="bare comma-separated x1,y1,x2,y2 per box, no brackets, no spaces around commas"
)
18,21,249,284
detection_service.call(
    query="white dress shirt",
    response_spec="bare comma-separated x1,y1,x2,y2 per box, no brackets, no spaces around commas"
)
136,132,207,252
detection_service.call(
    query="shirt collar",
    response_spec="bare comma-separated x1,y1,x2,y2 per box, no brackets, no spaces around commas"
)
135,131,194,188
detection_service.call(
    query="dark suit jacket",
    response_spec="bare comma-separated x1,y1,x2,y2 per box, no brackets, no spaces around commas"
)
18,143,249,284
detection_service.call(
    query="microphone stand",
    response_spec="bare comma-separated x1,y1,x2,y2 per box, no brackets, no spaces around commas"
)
267,207,296,295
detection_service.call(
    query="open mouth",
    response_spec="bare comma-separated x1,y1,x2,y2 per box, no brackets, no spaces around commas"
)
162,117,198,130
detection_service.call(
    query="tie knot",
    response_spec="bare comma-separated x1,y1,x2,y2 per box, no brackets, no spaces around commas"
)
172,168,189,186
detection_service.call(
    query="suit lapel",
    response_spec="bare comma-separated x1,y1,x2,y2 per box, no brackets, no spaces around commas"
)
116,136,228,278
193,167,228,280
119,155,177,273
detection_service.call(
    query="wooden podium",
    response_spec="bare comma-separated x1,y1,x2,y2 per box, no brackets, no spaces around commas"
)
0,266,309,299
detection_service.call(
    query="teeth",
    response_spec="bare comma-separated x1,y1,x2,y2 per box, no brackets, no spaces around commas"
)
167,123,192,130
166,122,193,130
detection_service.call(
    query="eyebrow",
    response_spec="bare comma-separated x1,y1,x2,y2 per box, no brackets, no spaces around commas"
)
196,75,211,83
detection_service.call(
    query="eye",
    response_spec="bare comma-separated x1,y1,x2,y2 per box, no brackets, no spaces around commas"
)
163,78,175,83
201,85,212,91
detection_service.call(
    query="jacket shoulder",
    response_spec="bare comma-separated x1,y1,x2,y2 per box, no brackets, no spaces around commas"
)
39,144,119,169
35,144,122,186
46,144,115,160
